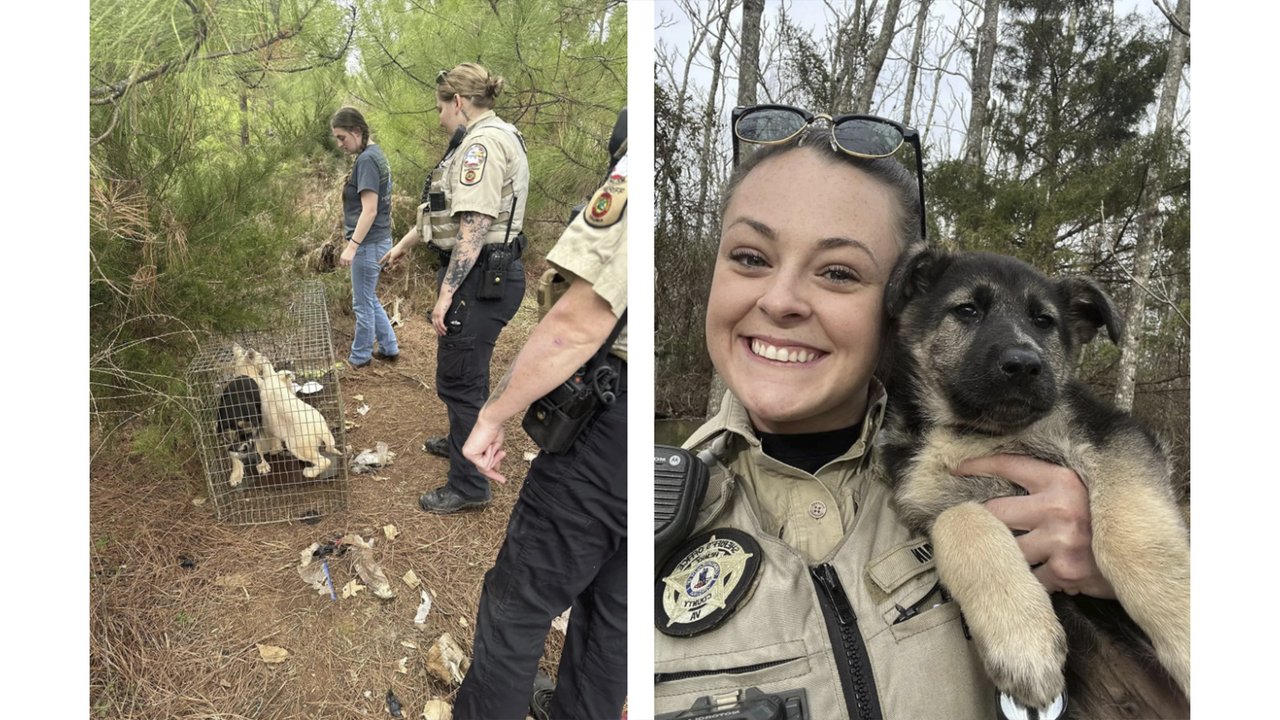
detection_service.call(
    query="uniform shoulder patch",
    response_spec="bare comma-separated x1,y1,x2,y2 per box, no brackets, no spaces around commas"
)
655,527,762,637
460,142,488,186
585,155,628,228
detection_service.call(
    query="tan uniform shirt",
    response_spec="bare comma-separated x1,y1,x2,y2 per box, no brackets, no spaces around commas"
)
654,386,996,719
430,110,529,250
545,154,628,360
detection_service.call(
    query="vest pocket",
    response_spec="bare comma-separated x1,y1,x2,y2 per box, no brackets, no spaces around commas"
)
865,537,963,641
654,653,812,712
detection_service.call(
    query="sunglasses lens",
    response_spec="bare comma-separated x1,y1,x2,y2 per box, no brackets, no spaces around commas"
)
833,119,904,157
736,108,808,143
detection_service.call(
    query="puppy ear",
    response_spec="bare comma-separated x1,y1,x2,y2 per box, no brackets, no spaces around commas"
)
1059,276,1123,346
885,246,951,319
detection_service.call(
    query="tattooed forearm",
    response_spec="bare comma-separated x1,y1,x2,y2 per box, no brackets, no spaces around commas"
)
486,363,515,408
442,212,493,293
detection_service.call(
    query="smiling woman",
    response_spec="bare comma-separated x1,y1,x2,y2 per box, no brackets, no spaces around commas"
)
707,146,904,435
652,123,1137,720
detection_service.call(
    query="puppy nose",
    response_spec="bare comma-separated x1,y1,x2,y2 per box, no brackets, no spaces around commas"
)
999,348,1042,378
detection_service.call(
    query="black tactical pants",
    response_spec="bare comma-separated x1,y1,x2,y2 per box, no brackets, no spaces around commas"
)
434,250,525,502
453,361,628,720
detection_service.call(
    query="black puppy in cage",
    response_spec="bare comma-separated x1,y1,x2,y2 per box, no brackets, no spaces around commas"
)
215,375,270,486
215,344,285,487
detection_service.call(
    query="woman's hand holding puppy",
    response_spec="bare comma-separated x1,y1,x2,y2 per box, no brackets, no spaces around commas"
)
956,454,1117,599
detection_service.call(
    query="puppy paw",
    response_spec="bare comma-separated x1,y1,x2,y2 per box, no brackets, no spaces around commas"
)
257,460,271,475
981,618,1067,709
302,459,330,478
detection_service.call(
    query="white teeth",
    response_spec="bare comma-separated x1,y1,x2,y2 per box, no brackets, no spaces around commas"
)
750,339,815,364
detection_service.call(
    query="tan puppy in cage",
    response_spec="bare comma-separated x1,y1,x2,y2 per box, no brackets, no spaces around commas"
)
250,350,338,479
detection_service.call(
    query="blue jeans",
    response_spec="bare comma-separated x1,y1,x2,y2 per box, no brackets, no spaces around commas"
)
349,237,398,365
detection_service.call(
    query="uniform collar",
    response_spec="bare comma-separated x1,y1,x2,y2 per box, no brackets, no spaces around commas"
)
463,109,499,133
690,378,888,467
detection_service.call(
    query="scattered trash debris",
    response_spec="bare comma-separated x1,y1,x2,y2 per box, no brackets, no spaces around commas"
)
178,555,196,570
396,657,409,674
552,607,571,635
297,535,392,600
354,394,365,402
352,443,396,474
400,640,418,650
256,644,289,664
299,510,323,525
402,569,421,589
414,589,433,625
422,699,453,720
297,542,331,596
192,496,207,506
357,403,371,416
343,533,395,599
342,579,366,599
321,561,337,600
386,688,405,718
523,451,538,463
458,618,468,628
389,297,403,327
424,633,470,686
383,524,399,541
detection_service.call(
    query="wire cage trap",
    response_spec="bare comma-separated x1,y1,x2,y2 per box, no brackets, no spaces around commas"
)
186,282,349,524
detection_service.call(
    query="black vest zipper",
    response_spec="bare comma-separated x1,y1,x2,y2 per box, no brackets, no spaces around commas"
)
811,564,884,720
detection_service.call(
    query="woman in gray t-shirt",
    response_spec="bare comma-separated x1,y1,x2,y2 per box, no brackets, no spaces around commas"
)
331,106,399,367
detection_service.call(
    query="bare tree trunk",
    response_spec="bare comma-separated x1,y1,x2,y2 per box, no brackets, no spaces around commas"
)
1112,0,1189,411
964,0,1000,166
852,0,905,114
738,0,765,107
699,0,735,418
902,0,932,127
832,0,868,110
239,89,250,147
691,0,733,245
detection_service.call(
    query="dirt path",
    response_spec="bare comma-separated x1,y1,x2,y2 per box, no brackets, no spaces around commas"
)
90,280,555,719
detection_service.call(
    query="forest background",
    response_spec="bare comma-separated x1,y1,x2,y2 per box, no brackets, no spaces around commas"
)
655,0,1193,494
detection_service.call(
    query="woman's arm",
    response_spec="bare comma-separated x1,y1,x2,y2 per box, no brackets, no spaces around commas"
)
430,210,492,335
340,189,379,268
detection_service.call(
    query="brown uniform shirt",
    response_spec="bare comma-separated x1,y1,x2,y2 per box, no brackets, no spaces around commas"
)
545,154,628,360
429,110,529,250
655,386,997,719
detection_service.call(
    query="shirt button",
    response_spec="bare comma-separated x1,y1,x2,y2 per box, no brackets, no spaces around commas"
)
809,501,827,520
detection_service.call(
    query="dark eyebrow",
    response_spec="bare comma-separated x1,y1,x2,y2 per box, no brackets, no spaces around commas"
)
725,217,880,269
725,217,777,241
816,236,880,269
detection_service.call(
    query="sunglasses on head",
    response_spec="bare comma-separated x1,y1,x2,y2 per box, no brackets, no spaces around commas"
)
731,104,928,242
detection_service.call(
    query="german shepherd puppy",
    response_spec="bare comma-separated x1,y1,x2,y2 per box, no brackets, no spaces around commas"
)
879,249,1190,712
